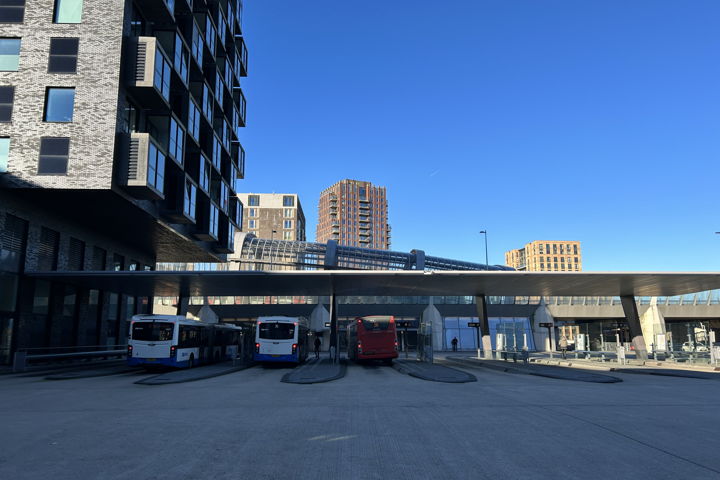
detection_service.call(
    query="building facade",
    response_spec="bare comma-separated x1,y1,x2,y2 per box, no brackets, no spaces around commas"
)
237,193,306,241
0,0,248,364
505,240,582,272
316,179,390,249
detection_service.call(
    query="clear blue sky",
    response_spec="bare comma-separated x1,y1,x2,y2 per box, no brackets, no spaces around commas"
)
238,0,720,271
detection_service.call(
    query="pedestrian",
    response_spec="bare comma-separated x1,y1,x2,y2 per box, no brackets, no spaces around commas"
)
559,335,568,359
451,337,458,352
314,336,321,359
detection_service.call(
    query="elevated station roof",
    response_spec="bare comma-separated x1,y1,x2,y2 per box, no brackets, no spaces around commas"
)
28,270,720,298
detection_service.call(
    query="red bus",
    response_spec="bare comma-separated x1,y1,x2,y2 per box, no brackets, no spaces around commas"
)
346,315,398,364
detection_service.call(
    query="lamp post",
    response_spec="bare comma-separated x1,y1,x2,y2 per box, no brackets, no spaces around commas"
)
479,230,488,270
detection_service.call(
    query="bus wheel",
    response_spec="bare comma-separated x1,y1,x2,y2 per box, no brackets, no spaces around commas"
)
188,355,195,369
383,359,393,366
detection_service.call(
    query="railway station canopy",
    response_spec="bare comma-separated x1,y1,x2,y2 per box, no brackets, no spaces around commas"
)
28,270,720,298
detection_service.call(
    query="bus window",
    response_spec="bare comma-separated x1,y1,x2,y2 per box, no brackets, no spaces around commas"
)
132,322,174,341
362,318,390,331
259,322,295,340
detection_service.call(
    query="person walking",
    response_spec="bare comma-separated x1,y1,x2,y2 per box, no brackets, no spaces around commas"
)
314,336,322,359
559,335,569,359
451,337,458,352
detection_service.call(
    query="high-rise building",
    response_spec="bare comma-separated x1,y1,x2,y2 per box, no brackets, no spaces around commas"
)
237,193,306,241
0,0,248,363
505,241,582,272
316,179,390,249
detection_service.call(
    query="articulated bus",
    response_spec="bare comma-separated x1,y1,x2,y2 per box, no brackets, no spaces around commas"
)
347,315,399,365
254,316,309,364
127,315,242,368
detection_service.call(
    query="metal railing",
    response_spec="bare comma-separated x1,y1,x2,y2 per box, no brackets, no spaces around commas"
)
13,344,127,372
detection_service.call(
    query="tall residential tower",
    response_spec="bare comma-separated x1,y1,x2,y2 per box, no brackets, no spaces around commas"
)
316,179,390,249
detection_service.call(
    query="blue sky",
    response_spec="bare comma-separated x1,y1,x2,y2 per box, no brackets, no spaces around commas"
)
238,0,720,271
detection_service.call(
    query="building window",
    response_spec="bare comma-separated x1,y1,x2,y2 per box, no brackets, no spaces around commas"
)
209,203,219,238
113,253,124,271
200,156,210,192
283,195,294,207
188,98,200,141
153,49,171,100
283,220,292,229
205,16,216,57
248,219,256,229
212,135,221,169
168,117,184,165
283,208,292,218
248,208,257,217
0,86,12,122
0,0,24,23
202,82,212,120
173,34,188,84
37,227,60,270
191,22,204,66
67,237,85,271
283,231,292,240
48,37,78,73
38,137,69,175
220,181,229,212
184,179,197,220
0,137,8,173
147,142,165,193
248,194,259,206
0,38,20,71
53,0,82,23
43,87,75,122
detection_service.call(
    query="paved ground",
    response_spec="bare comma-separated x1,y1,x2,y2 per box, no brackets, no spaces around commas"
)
281,357,346,384
2,358,720,479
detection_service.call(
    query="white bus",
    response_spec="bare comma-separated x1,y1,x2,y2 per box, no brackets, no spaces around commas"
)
254,316,309,364
127,315,242,368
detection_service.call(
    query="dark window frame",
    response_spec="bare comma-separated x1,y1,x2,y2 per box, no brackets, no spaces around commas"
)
0,0,25,23
37,136,70,175
48,37,79,74
0,85,14,122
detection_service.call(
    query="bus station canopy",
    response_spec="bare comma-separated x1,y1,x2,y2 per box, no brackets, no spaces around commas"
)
27,270,720,298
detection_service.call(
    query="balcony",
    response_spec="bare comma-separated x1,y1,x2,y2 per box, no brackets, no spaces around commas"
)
143,0,175,24
119,133,166,201
233,36,248,77
127,37,172,111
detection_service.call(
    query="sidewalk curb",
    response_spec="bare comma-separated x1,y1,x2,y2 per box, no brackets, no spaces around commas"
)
135,363,254,385
281,359,347,384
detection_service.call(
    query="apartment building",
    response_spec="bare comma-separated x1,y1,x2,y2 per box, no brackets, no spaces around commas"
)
237,193,306,241
505,241,582,272
316,179,390,249
0,0,248,363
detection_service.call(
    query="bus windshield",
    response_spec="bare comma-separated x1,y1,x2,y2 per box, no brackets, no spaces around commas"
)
132,322,174,341
259,323,295,340
362,319,391,331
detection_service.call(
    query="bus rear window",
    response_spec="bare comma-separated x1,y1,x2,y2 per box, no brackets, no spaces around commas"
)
259,323,295,340
132,322,174,341
362,319,390,331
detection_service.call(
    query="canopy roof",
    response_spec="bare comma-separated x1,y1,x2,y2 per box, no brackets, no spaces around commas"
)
27,271,720,298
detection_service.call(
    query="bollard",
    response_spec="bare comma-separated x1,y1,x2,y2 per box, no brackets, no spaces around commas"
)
13,352,27,373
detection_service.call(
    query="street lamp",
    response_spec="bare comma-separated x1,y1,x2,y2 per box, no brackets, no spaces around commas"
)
479,230,488,270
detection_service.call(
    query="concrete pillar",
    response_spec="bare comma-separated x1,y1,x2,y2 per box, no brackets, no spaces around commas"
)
328,291,338,363
620,295,648,361
176,295,189,316
475,295,493,359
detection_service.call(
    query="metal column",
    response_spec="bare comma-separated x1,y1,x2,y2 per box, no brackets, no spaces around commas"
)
620,295,648,362
475,295,493,359
329,290,338,364
176,295,189,316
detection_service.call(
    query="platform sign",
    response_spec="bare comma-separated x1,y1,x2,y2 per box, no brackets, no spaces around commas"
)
539,322,553,328
467,322,481,328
